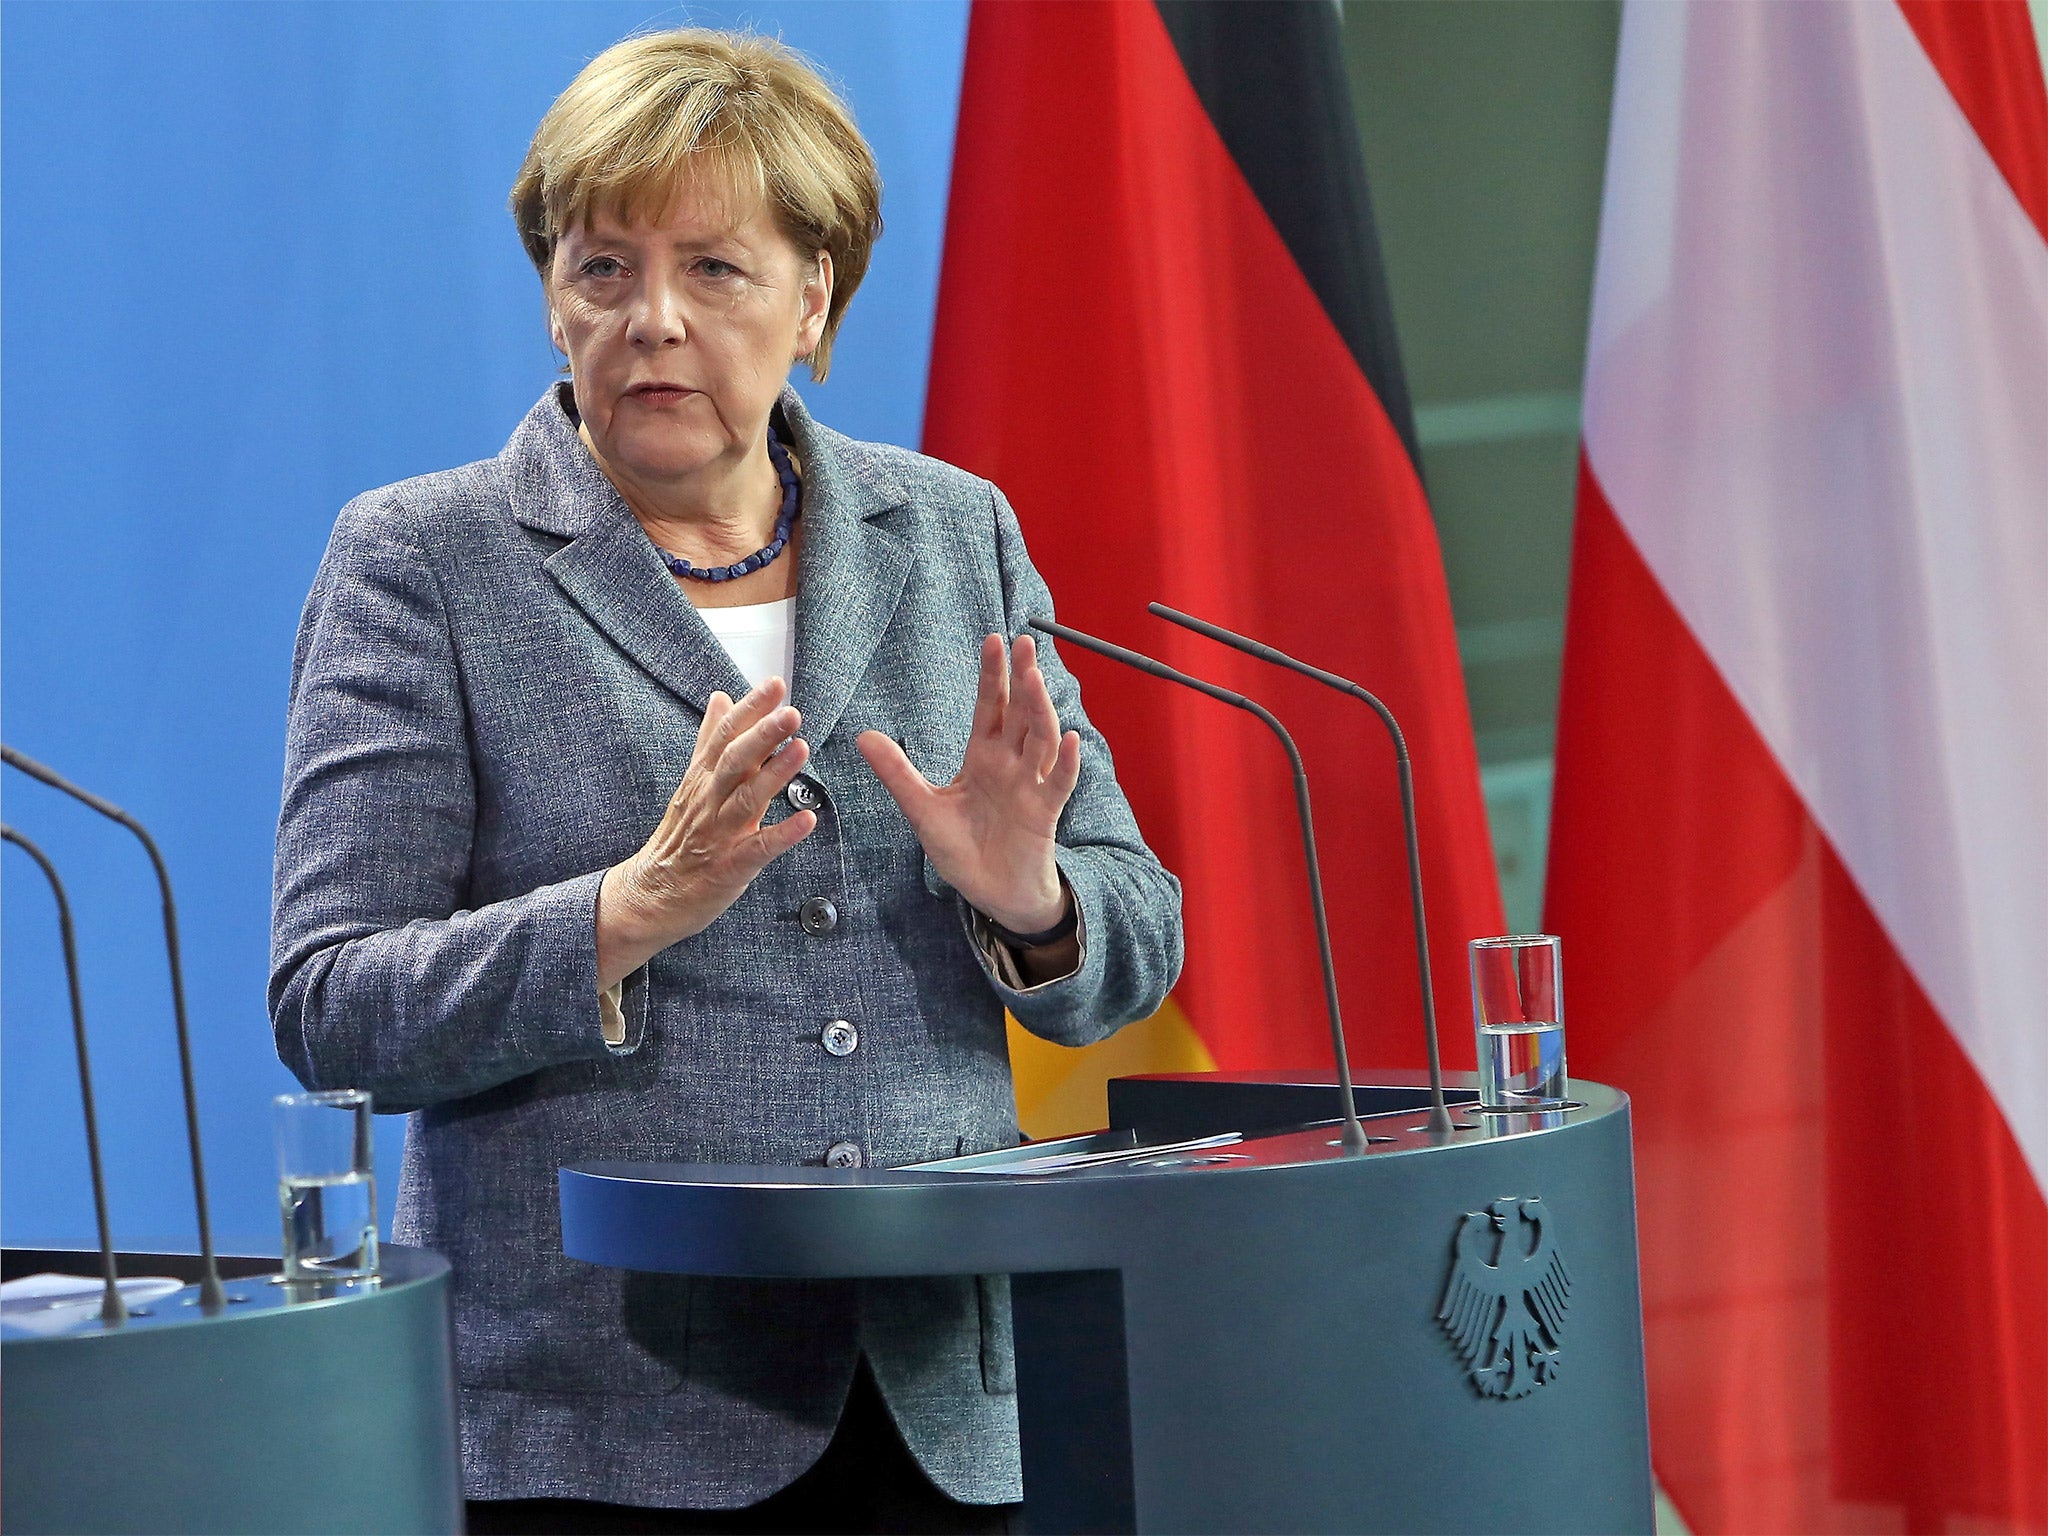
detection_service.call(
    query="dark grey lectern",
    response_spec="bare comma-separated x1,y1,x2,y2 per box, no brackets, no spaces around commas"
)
1,1244,462,1535
561,1073,1653,1534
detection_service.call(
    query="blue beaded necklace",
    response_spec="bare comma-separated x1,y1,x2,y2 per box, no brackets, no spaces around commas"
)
656,424,801,583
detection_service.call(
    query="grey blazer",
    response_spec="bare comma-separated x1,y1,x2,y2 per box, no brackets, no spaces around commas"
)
270,384,1182,1509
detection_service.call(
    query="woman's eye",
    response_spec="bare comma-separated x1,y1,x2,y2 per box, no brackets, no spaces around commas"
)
697,258,739,279
579,256,626,279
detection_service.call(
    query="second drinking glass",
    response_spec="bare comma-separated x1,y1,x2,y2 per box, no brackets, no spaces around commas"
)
1468,934,1568,1111
274,1088,379,1284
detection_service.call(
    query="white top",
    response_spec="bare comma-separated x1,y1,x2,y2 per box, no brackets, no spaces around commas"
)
696,598,796,694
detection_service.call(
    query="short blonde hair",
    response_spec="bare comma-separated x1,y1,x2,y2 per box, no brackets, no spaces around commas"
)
511,29,882,380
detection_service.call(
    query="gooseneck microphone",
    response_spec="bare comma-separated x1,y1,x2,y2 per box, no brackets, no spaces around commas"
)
2,745,226,1312
1026,617,1373,1153
2,825,127,1326
1147,603,1455,1135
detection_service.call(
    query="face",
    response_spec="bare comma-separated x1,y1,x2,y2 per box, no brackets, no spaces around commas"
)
548,180,832,490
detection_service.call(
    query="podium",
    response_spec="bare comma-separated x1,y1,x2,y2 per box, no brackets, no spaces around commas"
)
1,1244,462,1535
561,1073,1654,1534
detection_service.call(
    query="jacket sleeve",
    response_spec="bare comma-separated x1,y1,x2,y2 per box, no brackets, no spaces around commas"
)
269,492,616,1113
969,485,1186,1045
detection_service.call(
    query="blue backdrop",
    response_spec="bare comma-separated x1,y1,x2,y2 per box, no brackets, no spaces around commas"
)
2,1,969,1252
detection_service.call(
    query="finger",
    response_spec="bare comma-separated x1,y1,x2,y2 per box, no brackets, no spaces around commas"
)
1046,729,1083,806
970,634,1008,742
857,730,936,825
738,808,816,874
721,677,791,746
1002,634,1046,752
688,692,735,771
700,677,789,770
1011,636,1064,775
708,705,803,801
728,733,811,827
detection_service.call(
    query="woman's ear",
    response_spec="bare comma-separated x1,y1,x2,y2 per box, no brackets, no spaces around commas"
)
795,251,835,360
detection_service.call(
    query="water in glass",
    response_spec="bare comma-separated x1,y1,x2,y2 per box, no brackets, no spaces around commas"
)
1478,1020,1566,1109
280,1170,377,1282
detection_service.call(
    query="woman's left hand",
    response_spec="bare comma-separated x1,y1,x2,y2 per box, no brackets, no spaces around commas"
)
857,633,1082,934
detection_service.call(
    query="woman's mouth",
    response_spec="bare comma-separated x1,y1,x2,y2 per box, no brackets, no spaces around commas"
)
629,384,694,405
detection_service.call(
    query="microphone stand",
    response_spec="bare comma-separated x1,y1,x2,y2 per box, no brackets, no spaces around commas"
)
2,745,227,1311
1147,603,1456,1136
2,826,127,1326
1027,617,1373,1152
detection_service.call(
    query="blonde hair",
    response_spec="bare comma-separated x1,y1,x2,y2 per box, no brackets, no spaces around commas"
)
511,29,882,380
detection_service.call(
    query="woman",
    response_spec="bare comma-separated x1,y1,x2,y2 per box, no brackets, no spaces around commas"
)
270,27,1182,1535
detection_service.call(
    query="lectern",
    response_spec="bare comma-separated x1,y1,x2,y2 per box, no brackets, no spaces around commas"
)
1,1245,462,1535
562,1073,1654,1534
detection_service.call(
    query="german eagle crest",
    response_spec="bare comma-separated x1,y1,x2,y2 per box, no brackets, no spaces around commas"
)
1437,1196,1572,1399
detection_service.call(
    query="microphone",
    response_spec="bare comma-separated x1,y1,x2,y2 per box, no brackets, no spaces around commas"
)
2,745,227,1311
1026,616,1373,1153
2,825,127,1326
1146,604,1455,1135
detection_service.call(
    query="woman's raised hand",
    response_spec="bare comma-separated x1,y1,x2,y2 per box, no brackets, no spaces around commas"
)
857,633,1082,936
596,679,815,989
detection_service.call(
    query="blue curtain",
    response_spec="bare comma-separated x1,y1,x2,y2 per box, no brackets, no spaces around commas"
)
1,0,969,1252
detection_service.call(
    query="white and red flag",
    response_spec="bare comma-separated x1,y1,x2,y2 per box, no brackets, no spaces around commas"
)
1548,2,2047,1530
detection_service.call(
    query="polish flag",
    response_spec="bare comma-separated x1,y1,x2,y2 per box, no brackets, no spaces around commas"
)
1546,3,2048,1531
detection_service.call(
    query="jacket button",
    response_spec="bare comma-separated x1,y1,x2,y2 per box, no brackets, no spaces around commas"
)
786,778,823,812
821,1018,859,1057
825,1140,864,1169
800,896,840,935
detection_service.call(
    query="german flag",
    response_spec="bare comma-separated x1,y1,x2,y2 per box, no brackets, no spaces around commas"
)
923,0,1503,1133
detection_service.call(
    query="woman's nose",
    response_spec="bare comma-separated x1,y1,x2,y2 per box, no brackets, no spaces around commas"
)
628,277,687,349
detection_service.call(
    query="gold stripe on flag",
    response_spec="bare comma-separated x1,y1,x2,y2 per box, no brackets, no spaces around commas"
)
1007,997,1214,1141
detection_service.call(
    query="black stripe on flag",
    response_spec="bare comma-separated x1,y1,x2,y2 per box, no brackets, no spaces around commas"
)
1154,0,1422,471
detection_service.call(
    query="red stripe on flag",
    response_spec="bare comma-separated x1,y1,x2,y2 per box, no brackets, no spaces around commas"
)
925,0,1501,1071
1549,462,2047,1534
1896,0,2048,242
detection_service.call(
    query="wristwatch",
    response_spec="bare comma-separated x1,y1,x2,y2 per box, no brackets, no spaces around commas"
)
984,889,1078,950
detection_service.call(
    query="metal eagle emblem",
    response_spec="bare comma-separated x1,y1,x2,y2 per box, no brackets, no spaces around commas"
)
1437,1196,1572,1399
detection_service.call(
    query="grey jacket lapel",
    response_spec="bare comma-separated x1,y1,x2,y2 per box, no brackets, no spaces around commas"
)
778,389,915,753
508,386,752,716
503,384,913,744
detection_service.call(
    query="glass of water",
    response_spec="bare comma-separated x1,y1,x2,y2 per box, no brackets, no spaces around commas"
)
1469,935,1568,1111
274,1088,378,1283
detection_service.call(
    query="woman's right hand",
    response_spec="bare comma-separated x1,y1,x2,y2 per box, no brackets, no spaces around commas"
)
596,679,816,990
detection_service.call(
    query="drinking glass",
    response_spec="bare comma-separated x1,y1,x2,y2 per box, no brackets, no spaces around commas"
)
275,1088,378,1283
1469,935,1568,1111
